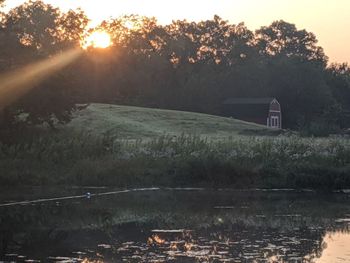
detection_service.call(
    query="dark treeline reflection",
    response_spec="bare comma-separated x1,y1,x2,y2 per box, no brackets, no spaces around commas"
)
0,189,350,262
1,1,350,137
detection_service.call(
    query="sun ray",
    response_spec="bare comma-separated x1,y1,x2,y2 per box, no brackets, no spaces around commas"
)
0,48,83,111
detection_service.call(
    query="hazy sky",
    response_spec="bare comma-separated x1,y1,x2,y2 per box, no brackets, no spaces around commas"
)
4,0,350,63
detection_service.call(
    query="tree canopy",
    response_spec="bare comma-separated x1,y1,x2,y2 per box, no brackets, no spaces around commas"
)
0,1,349,138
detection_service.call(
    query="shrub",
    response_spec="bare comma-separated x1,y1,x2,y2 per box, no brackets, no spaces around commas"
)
0,133,349,190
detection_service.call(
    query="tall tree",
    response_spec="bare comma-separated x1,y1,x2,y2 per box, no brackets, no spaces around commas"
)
4,0,61,53
265,57,334,128
326,63,350,127
0,1,88,136
256,20,327,65
3,1,88,53
56,8,89,48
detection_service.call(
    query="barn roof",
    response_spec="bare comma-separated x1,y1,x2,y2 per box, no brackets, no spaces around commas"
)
223,97,275,105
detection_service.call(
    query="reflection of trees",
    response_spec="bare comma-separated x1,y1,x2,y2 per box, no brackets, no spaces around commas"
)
1,190,349,261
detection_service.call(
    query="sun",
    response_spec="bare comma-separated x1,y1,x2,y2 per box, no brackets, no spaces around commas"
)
83,31,111,49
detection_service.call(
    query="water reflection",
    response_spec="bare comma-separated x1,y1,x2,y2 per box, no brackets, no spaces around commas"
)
317,231,350,263
100,228,325,262
0,189,350,262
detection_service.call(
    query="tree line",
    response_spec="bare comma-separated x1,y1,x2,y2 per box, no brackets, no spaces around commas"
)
1,0,350,138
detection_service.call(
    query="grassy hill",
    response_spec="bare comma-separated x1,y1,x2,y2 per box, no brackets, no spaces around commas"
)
1,103,349,189
66,103,271,140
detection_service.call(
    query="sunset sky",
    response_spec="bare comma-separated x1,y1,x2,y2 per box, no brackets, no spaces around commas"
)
4,0,350,63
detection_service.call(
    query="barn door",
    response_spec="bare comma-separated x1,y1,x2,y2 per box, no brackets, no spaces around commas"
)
270,116,279,128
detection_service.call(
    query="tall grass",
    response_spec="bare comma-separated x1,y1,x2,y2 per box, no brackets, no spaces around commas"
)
1,133,349,189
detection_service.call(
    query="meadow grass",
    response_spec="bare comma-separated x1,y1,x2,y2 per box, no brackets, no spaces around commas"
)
1,132,349,190
65,103,276,140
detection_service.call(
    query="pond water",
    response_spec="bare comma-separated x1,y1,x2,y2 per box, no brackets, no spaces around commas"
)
0,188,350,262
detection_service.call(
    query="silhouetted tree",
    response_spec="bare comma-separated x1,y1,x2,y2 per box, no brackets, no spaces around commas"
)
0,1,88,139
1,4,349,138
256,20,327,65
326,63,350,127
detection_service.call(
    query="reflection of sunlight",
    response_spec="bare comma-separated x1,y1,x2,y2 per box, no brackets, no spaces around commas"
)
81,259,103,263
266,255,278,262
0,48,83,110
316,232,350,262
148,234,166,245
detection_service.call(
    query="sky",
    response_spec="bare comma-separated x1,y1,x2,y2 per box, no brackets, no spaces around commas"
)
4,0,350,64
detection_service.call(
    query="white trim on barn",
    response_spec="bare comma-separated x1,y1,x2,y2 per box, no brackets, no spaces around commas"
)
267,99,282,129
222,97,282,129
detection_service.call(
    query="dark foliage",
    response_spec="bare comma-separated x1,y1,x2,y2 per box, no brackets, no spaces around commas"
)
0,1,350,138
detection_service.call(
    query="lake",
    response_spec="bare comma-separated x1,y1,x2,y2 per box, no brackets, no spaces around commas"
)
0,188,350,262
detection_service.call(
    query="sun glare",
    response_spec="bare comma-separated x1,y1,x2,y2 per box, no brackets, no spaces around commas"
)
124,21,136,30
84,31,111,49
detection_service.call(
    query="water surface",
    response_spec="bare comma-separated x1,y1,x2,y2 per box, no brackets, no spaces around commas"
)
0,188,349,262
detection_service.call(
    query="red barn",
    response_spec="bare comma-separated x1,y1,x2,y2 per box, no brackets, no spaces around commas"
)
222,97,282,129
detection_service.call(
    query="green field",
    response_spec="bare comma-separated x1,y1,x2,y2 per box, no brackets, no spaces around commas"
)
66,103,273,140
1,103,349,189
